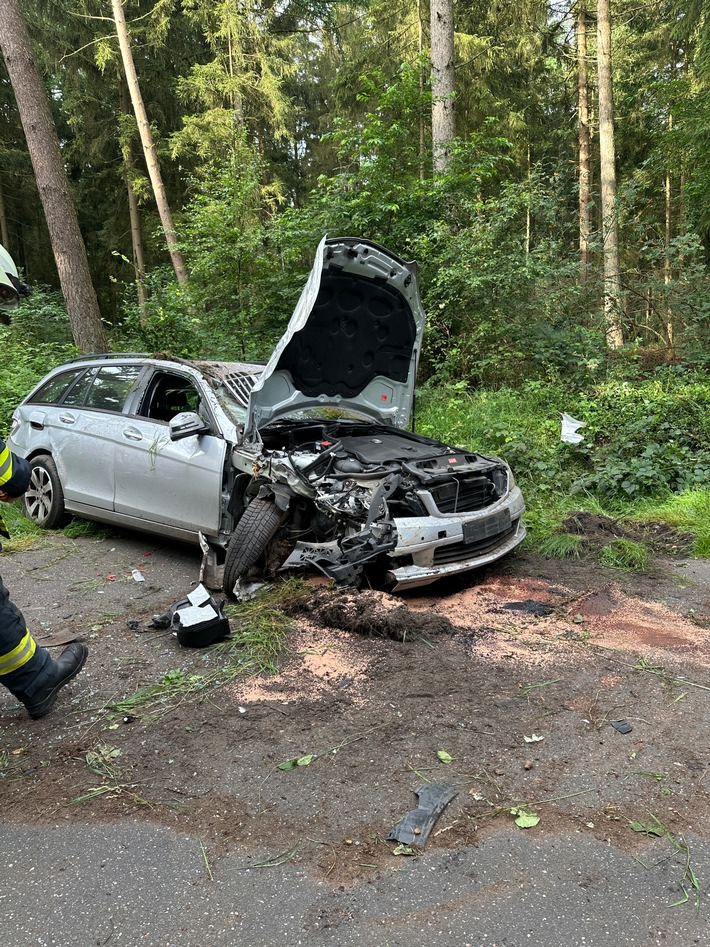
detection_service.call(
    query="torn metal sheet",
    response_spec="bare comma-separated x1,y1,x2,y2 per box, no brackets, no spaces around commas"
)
199,531,224,589
386,783,459,848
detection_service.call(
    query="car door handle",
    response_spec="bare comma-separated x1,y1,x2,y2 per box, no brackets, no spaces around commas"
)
58,413,76,424
122,427,143,441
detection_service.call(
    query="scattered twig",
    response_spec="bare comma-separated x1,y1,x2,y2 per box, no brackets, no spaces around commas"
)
236,842,300,870
200,839,214,882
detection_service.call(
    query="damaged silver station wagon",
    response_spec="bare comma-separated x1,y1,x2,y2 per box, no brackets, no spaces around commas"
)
8,237,525,595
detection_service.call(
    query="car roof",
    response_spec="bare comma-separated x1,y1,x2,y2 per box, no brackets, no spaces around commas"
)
36,354,266,411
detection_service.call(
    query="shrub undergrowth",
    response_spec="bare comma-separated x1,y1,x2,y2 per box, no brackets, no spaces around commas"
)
416,371,710,556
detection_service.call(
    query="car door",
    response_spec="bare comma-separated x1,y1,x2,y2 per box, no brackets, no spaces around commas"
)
112,368,227,536
53,364,143,511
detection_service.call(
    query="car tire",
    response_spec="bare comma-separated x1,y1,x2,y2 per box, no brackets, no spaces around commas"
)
23,455,70,529
224,497,286,596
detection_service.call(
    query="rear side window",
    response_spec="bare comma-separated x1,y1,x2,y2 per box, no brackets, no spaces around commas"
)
28,369,85,405
62,368,99,406
84,366,142,412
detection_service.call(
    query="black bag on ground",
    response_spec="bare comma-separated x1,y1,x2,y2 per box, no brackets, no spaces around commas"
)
168,584,230,648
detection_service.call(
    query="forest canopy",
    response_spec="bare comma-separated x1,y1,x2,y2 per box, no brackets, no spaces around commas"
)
0,0,708,384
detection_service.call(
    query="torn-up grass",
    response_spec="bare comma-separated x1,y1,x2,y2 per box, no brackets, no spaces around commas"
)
520,678,562,698
629,657,710,694
85,744,122,779
200,839,214,881
63,518,112,540
630,814,701,910
236,843,301,870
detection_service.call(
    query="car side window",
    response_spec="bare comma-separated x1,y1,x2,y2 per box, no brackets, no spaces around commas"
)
83,366,142,412
138,372,202,423
28,369,85,405
62,367,100,406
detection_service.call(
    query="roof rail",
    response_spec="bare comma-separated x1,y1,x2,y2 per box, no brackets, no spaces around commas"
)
62,352,152,364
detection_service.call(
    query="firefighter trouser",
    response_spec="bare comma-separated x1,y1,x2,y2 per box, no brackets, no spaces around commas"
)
0,573,52,701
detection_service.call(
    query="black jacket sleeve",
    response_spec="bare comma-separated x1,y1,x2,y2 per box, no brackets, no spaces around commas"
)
0,439,30,497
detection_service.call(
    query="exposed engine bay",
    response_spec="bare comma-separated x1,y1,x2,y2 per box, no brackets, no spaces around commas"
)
240,419,524,590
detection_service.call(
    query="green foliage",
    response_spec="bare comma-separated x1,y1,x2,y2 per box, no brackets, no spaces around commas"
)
117,134,290,359
0,287,75,432
416,372,710,554
572,373,710,498
598,538,650,572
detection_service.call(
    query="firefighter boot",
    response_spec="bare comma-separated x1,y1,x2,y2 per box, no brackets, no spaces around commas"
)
24,643,88,719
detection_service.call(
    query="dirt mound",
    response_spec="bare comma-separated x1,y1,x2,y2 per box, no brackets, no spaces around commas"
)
283,586,458,640
563,511,695,556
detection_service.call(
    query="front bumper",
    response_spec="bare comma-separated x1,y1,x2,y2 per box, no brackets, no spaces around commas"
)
387,486,526,590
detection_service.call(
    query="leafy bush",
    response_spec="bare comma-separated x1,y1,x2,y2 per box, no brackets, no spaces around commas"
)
416,372,710,551
572,373,710,497
0,286,75,432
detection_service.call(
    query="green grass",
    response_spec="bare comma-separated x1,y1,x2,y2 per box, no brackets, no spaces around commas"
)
598,538,650,571
1,499,48,551
538,532,585,559
629,489,710,557
416,383,710,558
62,518,113,540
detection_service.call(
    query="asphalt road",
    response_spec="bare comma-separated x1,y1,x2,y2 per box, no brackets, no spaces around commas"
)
2,822,708,946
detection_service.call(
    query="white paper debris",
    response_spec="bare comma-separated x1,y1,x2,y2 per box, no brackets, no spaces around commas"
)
178,603,218,627
187,584,211,606
560,413,586,444
131,569,145,582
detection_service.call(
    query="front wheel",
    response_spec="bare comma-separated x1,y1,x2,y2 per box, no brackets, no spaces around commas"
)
23,455,70,529
223,497,286,597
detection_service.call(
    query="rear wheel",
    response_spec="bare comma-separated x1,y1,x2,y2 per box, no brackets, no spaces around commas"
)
224,497,286,596
23,455,70,529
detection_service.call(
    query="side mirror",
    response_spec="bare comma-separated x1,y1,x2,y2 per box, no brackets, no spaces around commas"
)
169,411,210,441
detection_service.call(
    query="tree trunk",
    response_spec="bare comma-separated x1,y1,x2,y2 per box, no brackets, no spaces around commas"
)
119,79,148,321
111,0,189,286
430,0,455,175
597,0,624,348
418,0,426,180
577,3,592,276
0,178,9,249
0,0,108,353
664,43,676,347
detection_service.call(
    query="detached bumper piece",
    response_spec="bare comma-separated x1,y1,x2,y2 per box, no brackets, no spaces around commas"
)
280,524,396,586
387,783,459,849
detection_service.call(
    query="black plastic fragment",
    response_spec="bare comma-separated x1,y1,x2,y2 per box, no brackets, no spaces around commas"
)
386,783,459,848
611,719,633,734
503,600,554,617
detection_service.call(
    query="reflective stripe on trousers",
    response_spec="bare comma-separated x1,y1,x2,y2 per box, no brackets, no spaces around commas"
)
0,629,37,675
0,573,51,700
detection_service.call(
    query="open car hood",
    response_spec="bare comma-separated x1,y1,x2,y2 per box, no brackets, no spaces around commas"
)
245,237,426,439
